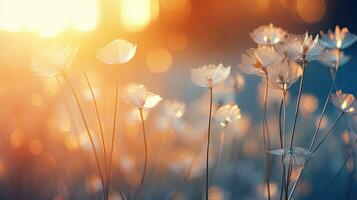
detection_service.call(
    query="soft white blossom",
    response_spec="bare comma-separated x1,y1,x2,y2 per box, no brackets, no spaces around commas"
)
214,104,242,127
268,59,303,90
318,49,350,68
250,23,287,45
97,39,136,65
330,90,357,114
238,46,283,76
275,32,323,62
122,83,162,109
190,64,231,88
320,26,357,49
31,43,78,77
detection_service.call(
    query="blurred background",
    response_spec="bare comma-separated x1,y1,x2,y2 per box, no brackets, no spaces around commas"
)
1,0,357,199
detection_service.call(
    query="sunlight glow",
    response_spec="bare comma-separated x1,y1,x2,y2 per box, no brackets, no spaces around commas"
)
121,0,153,32
0,0,97,37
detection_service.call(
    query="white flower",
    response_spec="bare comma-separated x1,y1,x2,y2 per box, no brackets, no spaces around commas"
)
330,90,357,114
214,104,242,127
163,100,186,119
270,147,312,166
97,39,136,65
238,46,283,76
320,26,357,49
122,83,162,109
275,32,323,62
250,23,287,45
318,49,350,68
31,43,78,77
190,64,231,88
268,59,303,90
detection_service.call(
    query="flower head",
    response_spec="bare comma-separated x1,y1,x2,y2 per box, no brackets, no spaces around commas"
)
331,90,357,114
250,23,287,45
268,59,303,90
122,83,162,109
31,43,78,77
190,64,231,88
97,39,136,65
320,26,357,49
163,100,186,119
270,147,312,166
318,49,350,68
214,104,241,127
275,32,323,62
238,46,283,76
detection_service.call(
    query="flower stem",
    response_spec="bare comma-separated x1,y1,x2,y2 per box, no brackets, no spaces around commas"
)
81,67,108,198
288,60,339,200
107,72,125,200
311,112,344,154
318,137,357,199
206,87,213,200
62,73,106,200
263,73,271,200
139,108,148,190
278,90,287,200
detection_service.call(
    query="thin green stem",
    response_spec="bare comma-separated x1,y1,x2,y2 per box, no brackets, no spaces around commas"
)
205,87,213,200
62,73,106,200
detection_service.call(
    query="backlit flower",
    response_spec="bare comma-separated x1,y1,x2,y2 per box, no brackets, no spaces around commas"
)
318,49,350,68
238,46,283,76
190,64,231,88
31,43,78,77
320,26,357,49
250,23,287,45
330,90,357,114
268,59,303,90
275,32,323,62
122,83,162,109
97,39,137,65
214,104,241,127
270,147,312,166
163,100,186,119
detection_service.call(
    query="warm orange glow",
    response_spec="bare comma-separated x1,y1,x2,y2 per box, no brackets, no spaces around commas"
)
121,0,153,32
31,93,44,107
146,47,173,73
296,0,326,23
167,31,189,51
9,129,24,148
0,0,97,37
29,139,43,156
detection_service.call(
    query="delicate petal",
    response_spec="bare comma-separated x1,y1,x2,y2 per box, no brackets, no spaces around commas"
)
215,104,242,127
275,33,323,62
250,23,287,45
97,39,136,65
268,59,302,90
320,26,357,49
31,43,78,77
122,83,162,109
238,46,283,77
318,49,350,68
191,64,231,87
331,90,357,114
